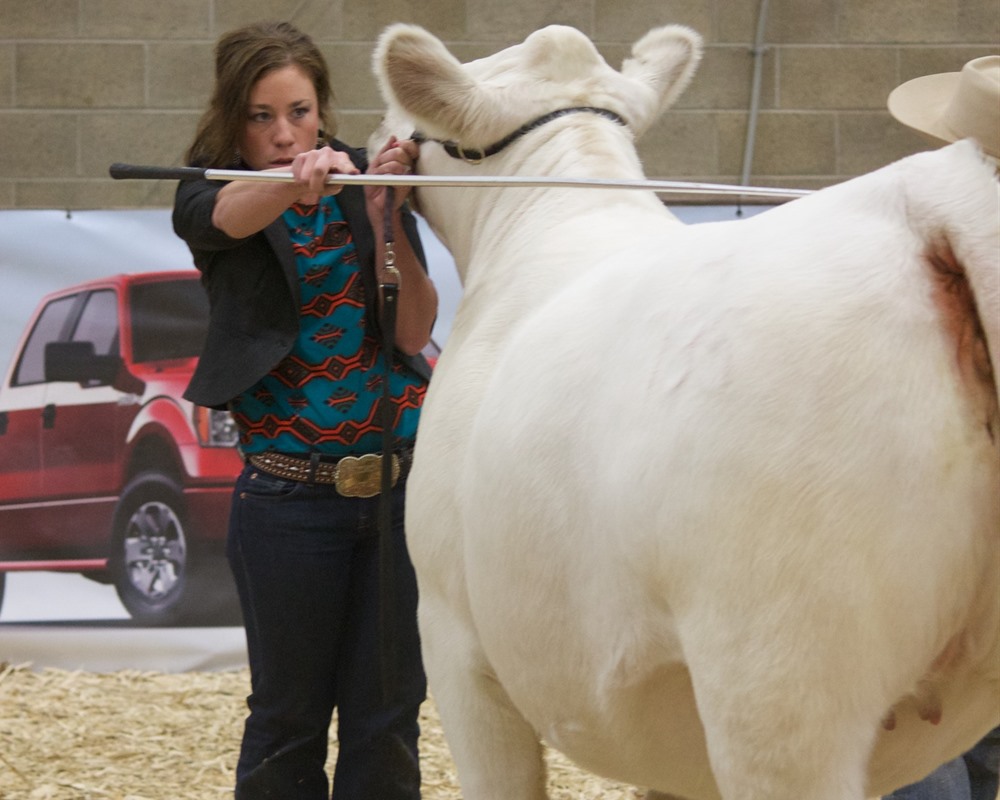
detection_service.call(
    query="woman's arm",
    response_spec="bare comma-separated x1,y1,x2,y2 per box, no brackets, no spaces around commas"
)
211,147,361,239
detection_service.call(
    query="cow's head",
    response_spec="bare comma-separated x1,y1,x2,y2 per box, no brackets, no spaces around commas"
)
370,24,701,257
372,23,702,153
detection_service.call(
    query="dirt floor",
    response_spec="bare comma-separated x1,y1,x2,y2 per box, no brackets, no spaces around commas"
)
0,663,643,800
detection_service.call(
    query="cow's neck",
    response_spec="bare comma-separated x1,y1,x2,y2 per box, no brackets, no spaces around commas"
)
423,124,678,300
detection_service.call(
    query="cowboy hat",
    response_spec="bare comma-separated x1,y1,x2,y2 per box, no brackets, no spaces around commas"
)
887,55,1000,160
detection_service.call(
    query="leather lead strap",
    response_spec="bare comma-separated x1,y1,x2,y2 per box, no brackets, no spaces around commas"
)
378,185,401,706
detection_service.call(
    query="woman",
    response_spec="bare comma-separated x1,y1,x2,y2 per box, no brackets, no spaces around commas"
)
172,20,437,800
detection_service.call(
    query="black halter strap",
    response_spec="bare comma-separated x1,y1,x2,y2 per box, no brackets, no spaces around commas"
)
412,106,627,164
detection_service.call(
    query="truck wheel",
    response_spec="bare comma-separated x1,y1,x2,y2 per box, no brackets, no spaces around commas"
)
111,471,236,626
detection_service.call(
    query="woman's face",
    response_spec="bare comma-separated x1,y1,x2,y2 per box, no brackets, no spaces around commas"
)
240,64,321,171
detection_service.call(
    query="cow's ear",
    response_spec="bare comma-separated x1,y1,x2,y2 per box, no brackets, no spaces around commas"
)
620,25,702,134
374,24,492,142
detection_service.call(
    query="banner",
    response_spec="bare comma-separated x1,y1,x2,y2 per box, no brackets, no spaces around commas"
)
0,209,461,671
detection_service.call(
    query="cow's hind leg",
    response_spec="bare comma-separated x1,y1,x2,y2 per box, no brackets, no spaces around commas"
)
421,594,548,800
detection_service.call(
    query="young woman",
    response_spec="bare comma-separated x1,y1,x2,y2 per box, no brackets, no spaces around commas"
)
173,20,437,800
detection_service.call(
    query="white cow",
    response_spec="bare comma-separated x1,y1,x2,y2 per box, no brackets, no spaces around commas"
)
371,23,1000,800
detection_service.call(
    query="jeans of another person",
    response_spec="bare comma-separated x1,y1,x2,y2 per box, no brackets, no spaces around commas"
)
227,464,426,800
884,726,1000,800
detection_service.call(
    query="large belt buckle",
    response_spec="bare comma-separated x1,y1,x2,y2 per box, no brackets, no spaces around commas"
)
334,454,399,498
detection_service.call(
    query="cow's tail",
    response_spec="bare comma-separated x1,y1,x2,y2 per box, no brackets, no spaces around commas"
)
903,140,1000,439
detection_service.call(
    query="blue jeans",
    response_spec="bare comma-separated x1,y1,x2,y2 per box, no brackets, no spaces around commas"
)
884,726,1000,800
227,463,426,800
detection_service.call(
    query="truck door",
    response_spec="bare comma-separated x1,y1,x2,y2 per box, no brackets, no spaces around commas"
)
0,293,82,559
38,288,130,558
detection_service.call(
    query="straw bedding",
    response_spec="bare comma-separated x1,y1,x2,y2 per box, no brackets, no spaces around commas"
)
0,663,645,800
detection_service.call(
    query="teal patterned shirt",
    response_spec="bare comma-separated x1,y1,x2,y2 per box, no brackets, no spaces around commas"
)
231,196,426,456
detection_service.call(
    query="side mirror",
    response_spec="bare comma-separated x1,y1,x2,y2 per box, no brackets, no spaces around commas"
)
44,341,144,394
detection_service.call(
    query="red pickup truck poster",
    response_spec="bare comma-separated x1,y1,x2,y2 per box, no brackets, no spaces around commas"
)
0,211,245,639
0,209,458,650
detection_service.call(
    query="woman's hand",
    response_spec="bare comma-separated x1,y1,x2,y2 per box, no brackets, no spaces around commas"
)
364,136,436,355
291,146,360,204
212,146,359,238
365,136,419,214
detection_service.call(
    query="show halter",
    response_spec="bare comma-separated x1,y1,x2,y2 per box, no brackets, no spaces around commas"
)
410,106,628,164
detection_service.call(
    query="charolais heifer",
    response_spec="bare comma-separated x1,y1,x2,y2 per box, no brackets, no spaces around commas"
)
370,22,1000,800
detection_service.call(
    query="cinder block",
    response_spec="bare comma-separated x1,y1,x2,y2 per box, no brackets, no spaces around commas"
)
841,0,959,43
899,47,1000,83
717,0,839,45
838,111,941,174
719,111,836,176
78,112,203,177
0,0,991,209
334,111,386,152
779,47,897,110
0,45,13,107
213,0,344,39
959,0,1000,42
466,0,595,41
16,178,177,209
148,43,214,109
592,42,772,112
0,112,78,177
321,44,382,111
715,110,750,176
0,0,79,38
17,44,144,108
342,0,467,42
446,41,521,64
683,44,776,111
638,111,719,177
79,0,211,39
595,0,713,44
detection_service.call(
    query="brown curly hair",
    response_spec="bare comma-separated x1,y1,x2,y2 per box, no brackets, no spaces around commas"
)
184,20,336,168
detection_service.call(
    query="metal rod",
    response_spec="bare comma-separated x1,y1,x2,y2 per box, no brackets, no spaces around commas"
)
109,162,811,201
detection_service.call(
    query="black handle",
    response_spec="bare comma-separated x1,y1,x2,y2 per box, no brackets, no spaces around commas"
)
108,163,208,181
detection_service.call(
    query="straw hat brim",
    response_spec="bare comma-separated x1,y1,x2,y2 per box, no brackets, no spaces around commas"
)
887,72,962,148
888,58,1000,161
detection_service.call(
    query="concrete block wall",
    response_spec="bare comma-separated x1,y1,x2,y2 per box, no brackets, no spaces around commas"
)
0,0,997,208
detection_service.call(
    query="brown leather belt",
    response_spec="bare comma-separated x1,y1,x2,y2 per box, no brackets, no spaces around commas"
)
247,449,412,498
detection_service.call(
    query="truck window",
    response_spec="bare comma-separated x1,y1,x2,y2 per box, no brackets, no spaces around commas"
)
72,289,119,356
129,279,209,363
11,294,81,386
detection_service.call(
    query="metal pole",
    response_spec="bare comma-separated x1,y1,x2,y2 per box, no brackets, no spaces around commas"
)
740,0,771,191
